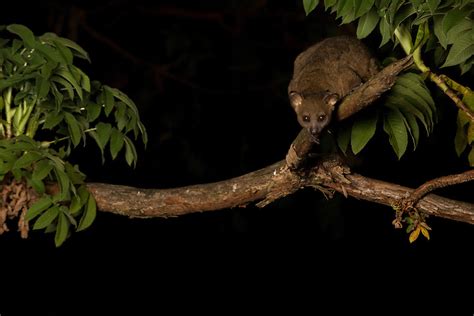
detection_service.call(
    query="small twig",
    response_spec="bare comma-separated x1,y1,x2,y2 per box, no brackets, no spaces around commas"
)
401,169,474,211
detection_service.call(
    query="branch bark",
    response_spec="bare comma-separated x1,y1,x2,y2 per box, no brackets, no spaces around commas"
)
83,54,474,226
87,156,474,224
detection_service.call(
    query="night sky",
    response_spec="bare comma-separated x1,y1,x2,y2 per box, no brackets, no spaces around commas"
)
1,1,473,313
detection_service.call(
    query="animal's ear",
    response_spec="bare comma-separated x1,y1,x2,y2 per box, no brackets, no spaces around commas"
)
323,93,339,107
289,91,303,110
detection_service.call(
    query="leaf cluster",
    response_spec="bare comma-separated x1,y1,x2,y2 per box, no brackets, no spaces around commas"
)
304,0,474,71
337,72,435,159
0,24,147,245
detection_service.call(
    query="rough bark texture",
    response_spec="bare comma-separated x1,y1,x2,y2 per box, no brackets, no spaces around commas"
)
82,54,474,226
87,156,474,225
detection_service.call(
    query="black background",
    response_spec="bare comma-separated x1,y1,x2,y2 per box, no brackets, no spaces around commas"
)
1,1,473,313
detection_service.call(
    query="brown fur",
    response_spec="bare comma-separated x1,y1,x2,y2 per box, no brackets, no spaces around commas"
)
288,36,379,141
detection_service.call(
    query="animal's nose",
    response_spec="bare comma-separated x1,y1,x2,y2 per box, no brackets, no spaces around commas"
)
310,127,319,135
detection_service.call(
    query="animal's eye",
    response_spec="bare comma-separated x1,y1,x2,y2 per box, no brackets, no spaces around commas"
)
317,114,326,122
303,115,310,122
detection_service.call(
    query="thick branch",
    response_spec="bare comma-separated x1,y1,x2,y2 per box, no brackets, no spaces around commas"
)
87,161,300,218
286,55,414,169
86,156,474,225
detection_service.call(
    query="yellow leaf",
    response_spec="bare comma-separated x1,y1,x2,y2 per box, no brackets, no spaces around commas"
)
420,226,430,240
409,226,421,243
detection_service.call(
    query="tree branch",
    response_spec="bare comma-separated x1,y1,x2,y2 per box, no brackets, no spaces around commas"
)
400,169,474,211
86,155,474,225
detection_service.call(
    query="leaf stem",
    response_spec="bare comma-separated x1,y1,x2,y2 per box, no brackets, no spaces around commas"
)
41,127,97,148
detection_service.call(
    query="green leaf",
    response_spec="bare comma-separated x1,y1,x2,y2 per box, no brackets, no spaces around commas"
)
40,33,91,62
56,67,83,100
103,87,115,116
442,31,474,68
383,109,408,159
55,211,69,247
337,124,351,153
53,39,73,65
455,111,468,156
124,135,138,167
26,196,53,221
54,167,71,201
110,128,125,159
303,0,319,15
71,65,91,92
33,206,59,230
89,131,105,162
394,73,436,115
427,0,440,14
393,4,416,29
388,86,432,131
384,95,433,134
114,102,128,131
33,159,53,180
36,76,51,99
104,86,139,115
77,195,96,232
354,0,375,19
469,147,474,167
379,17,392,47
64,112,82,147
357,8,380,39
468,121,474,144
324,0,337,9
87,102,101,121
351,111,378,154
433,15,448,48
69,185,89,215
65,162,85,184
96,122,112,148
138,121,148,145
35,43,63,64
7,24,36,47
446,19,472,45
336,0,354,21
442,8,470,37
14,151,42,169
404,113,420,149
43,111,64,129
28,177,45,194
51,76,74,100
